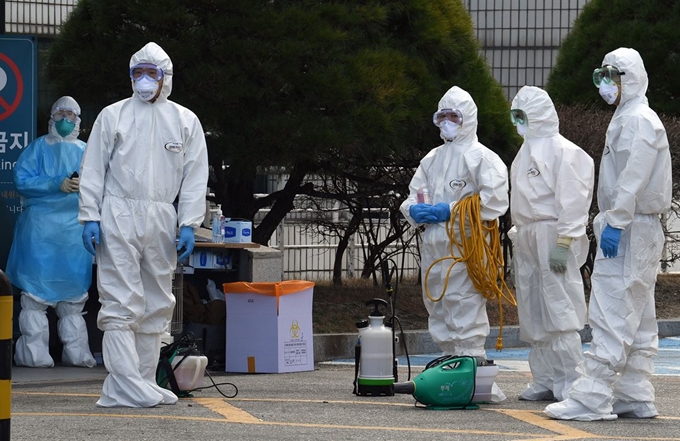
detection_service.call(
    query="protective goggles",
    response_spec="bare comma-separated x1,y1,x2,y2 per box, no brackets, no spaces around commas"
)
592,65,625,87
432,108,463,127
510,109,528,126
130,63,164,81
51,108,78,122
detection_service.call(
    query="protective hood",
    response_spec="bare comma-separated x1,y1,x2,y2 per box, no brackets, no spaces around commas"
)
436,86,478,144
47,95,82,143
511,86,559,139
601,47,648,106
129,42,173,101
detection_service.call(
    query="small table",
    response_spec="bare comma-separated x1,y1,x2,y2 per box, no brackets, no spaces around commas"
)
194,242,260,249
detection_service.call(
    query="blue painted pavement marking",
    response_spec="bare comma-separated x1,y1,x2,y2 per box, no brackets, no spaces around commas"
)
328,337,680,376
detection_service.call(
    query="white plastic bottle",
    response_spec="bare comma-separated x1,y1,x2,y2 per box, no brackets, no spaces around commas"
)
212,204,224,243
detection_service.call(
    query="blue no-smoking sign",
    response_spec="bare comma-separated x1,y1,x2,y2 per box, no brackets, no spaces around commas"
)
0,35,37,218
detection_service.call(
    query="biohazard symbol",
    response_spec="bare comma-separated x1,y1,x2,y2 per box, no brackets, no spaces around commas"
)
290,319,300,339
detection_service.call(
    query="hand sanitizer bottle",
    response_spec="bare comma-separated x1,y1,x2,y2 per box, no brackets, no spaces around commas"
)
212,204,224,243
417,186,432,205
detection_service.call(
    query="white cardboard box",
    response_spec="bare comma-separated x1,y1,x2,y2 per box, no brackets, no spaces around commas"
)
189,250,232,270
223,281,314,373
223,220,253,243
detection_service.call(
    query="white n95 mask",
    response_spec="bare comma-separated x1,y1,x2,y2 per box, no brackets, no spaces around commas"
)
599,82,619,105
134,76,160,101
516,123,528,137
440,120,460,141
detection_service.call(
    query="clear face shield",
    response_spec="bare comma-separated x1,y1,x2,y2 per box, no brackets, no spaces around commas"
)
592,65,625,87
432,108,463,127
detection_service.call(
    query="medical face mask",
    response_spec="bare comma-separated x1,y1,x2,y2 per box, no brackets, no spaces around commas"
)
134,75,160,101
55,118,76,137
599,81,619,105
440,120,460,141
516,123,528,137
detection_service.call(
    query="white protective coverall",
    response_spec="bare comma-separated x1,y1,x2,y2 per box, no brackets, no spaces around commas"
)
79,43,209,407
545,48,672,420
7,96,96,368
510,86,594,402
400,86,509,402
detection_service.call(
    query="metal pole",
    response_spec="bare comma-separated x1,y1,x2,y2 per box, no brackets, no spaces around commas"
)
0,0,5,35
0,269,12,440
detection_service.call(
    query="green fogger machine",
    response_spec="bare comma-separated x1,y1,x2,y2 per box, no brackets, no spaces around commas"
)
393,355,499,410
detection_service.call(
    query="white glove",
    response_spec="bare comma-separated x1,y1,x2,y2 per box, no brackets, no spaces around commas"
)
59,177,79,193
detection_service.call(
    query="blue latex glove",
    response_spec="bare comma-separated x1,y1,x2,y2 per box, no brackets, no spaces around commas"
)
600,224,622,258
409,203,437,224
82,221,100,256
432,203,451,223
177,226,195,261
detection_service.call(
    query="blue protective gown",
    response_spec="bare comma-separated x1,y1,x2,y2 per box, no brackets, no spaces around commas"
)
6,135,92,303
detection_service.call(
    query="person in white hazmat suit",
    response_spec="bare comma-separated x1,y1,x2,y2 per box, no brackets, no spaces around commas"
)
7,96,96,368
400,86,509,402
508,86,594,402
79,42,209,407
545,48,672,421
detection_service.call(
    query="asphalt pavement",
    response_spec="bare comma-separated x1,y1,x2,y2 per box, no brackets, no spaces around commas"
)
9,323,680,441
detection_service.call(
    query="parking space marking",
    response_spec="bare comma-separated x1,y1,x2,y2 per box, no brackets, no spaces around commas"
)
13,392,680,440
193,397,261,422
494,409,599,440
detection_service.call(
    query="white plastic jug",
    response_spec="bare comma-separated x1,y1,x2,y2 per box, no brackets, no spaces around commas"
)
171,355,208,391
359,316,394,379
471,364,500,403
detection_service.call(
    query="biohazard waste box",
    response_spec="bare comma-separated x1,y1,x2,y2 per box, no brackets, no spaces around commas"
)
222,281,315,373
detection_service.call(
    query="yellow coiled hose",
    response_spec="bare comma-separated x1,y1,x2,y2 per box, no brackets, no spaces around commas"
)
423,194,517,350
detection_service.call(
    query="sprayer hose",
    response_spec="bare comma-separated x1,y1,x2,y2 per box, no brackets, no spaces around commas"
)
423,194,516,350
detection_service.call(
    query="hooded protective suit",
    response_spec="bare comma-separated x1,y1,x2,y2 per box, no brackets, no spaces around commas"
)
400,86,509,402
509,86,594,402
545,48,672,421
79,42,209,407
7,96,96,368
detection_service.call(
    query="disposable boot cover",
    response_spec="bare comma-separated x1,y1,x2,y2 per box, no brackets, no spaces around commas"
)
613,352,656,402
56,294,96,368
520,342,554,400
97,329,163,408
612,400,658,418
544,398,617,421
519,383,555,401
490,382,507,403
569,370,616,415
135,333,178,404
14,293,54,368
549,331,583,401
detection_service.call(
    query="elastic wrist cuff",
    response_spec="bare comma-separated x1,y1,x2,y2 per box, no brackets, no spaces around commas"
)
556,236,573,247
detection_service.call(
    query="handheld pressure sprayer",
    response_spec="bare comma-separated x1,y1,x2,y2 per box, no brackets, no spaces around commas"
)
353,259,412,397
157,333,239,399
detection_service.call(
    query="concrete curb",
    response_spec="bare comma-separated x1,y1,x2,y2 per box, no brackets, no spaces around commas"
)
313,319,680,362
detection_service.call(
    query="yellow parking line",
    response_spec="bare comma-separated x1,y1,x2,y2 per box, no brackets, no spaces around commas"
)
192,398,261,422
13,393,680,440
493,409,600,440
